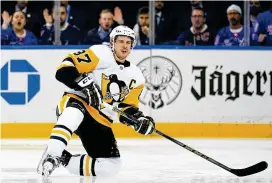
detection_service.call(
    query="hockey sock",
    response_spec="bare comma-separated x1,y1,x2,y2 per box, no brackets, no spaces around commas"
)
47,107,84,157
66,154,121,177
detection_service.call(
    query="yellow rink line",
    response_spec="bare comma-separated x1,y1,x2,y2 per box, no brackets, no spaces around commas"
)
1,122,272,139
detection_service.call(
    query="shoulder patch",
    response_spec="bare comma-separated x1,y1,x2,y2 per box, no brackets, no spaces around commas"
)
69,49,100,73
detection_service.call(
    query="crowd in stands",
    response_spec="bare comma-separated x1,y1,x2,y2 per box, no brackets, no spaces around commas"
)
1,0,272,46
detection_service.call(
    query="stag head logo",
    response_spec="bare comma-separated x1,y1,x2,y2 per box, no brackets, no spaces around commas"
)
137,56,182,109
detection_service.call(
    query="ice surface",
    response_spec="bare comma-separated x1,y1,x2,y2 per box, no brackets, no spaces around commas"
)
1,139,271,183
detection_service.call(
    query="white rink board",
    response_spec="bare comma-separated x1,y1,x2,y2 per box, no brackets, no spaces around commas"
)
133,49,272,123
1,48,272,123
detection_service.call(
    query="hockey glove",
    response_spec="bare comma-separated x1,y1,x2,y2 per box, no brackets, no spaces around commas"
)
134,116,155,135
75,73,102,109
119,106,155,135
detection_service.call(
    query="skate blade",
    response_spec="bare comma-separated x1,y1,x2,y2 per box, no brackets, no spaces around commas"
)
42,165,51,181
37,146,48,174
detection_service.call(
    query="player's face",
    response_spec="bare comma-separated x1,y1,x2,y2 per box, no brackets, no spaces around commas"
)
12,11,26,30
99,12,114,31
227,10,241,25
138,14,149,27
114,36,133,61
191,9,205,29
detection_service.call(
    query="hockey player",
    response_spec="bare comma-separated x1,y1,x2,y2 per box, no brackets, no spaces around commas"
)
37,25,155,178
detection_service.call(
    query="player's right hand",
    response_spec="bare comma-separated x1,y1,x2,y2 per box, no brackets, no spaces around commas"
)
75,73,102,109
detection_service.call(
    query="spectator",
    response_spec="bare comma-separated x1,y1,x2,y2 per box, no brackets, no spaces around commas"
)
175,0,218,36
60,0,88,32
84,8,124,45
250,0,262,30
254,8,272,46
154,1,176,44
1,10,38,45
133,6,149,45
39,4,81,45
61,0,75,24
215,4,254,46
1,0,43,38
174,8,215,46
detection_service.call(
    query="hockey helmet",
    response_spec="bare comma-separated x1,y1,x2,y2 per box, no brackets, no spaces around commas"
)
109,25,137,49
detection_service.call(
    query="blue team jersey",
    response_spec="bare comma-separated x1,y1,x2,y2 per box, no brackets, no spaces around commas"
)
215,26,246,46
255,10,272,46
1,28,38,45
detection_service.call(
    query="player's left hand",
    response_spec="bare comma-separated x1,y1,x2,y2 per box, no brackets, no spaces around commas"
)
134,116,155,135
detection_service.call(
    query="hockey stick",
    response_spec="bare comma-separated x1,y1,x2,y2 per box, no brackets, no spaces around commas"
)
102,102,268,177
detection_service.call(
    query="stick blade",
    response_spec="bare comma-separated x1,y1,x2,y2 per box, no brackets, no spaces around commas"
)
230,161,268,177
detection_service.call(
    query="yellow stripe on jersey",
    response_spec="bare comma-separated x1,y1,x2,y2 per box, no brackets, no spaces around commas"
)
56,63,73,71
69,49,99,73
56,57,75,71
101,73,112,104
85,155,91,176
66,93,112,128
122,84,144,108
51,129,71,141
58,96,70,113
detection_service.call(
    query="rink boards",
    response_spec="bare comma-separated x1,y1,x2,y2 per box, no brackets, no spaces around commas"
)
1,47,272,138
